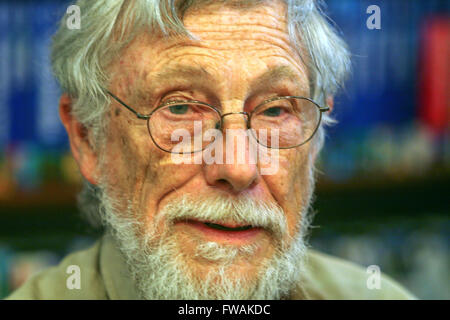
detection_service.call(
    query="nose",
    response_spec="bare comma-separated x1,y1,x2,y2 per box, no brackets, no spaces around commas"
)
203,112,259,193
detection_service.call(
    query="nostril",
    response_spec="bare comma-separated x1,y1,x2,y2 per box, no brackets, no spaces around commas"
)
210,178,232,192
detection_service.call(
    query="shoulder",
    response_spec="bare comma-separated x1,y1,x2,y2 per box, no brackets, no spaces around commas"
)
299,249,417,300
5,239,107,300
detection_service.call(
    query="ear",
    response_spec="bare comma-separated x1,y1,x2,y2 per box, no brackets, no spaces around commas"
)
310,95,334,162
59,94,99,185
326,95,334,112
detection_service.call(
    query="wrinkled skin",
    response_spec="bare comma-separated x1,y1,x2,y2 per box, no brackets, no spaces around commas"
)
61,0,321,285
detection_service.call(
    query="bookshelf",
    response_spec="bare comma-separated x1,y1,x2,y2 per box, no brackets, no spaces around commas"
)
0,0,449,302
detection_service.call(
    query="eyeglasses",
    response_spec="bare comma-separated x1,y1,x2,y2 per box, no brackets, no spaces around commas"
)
105,90,329,154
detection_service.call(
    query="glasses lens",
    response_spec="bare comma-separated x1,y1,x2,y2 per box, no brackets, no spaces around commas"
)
148,102,221,153
249,97,321,148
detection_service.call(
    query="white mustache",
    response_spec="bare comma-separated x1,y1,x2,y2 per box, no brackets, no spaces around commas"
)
157,195,288,239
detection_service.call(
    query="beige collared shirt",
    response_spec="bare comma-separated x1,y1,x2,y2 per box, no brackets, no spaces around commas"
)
6,234,416,300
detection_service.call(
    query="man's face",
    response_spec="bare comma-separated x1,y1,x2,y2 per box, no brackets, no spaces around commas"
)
99,1,316,298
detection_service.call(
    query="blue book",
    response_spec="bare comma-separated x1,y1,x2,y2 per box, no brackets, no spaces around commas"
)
0,3,10,148
9,3,36,145
31,2,65,149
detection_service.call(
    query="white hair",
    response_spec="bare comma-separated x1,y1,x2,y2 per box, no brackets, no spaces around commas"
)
52,0,350,145
52,0,350,225
98,184,312,299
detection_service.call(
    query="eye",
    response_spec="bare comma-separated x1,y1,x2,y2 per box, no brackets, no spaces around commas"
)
169,104,189,114
263,107,283,117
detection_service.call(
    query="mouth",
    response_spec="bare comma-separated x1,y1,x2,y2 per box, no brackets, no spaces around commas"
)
174,219,263,244
202,222,254,232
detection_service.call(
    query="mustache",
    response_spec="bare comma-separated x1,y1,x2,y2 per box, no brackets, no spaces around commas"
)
157,194,288,239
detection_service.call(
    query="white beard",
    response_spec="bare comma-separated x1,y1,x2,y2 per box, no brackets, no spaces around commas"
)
97,190,312,300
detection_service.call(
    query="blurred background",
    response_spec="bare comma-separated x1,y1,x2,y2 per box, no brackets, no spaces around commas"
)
0,0,449,299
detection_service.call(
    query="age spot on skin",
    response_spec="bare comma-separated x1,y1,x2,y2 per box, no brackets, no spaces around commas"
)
115,108,121,116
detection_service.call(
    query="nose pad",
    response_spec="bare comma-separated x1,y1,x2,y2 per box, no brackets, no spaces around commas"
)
203,112,258,193
219,112,250,130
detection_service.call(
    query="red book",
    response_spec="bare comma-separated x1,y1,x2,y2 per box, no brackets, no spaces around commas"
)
418,17,450,135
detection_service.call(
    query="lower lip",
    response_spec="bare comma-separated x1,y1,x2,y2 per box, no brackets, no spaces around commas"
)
176,220,263,243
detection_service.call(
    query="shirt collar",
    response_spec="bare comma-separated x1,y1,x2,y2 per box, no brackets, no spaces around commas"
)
99,233,141,300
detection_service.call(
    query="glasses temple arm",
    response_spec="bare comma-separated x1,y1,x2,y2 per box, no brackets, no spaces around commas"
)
105,89,149,120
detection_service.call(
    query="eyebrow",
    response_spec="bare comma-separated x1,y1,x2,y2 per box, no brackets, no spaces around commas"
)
137,64,308,102
154,64,214,83
134,64,214,102
250,65,308,94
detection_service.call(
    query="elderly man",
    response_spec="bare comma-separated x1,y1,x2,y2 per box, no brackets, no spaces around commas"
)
8,0,414,300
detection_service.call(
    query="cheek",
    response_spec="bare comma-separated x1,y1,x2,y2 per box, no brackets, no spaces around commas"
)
290,149,314,230
264,149,309,199
263,149,312,236
100,117,155,201
114,132,204,223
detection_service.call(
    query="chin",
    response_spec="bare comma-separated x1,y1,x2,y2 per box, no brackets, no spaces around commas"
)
99,188,309,299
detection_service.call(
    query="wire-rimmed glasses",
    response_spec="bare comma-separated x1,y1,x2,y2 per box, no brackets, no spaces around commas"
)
105,90,329,154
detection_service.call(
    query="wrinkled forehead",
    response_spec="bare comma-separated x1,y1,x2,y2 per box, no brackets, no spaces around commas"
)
111,0,309,99
182,0,289,31
180,0,300,58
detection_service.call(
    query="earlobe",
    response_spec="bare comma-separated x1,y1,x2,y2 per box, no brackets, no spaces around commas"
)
59,94,99,185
